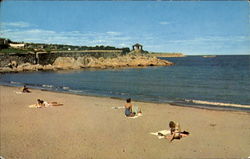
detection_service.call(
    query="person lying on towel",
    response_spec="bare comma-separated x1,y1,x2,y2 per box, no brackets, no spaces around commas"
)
36,99,63,108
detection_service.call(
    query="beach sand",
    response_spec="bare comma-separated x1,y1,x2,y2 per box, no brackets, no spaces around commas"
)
0,85,249,159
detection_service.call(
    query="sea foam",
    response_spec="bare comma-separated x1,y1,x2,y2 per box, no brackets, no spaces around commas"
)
185,99,250,109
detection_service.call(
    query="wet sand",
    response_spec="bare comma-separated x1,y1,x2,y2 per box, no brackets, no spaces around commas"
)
0,85,249,159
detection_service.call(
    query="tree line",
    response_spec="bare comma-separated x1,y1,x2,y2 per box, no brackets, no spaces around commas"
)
0,38,130,53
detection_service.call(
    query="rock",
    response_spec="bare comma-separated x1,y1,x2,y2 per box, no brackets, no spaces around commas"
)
17,63,32,68
36,64,44,70
0,54,173,73
14,63,44,72
53,57,76,69
12,61,18,67
76,57,88,66
0,67,14,73
98,57,105,62
15,67,24,72
43,64,54,70
16,63,32,71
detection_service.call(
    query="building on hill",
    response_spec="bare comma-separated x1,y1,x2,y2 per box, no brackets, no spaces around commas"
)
9,43,26,49
132,43,143,51
0,38,9,45
0,38,10,49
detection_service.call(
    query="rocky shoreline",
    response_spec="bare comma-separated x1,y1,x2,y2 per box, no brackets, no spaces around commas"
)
0,54,173,73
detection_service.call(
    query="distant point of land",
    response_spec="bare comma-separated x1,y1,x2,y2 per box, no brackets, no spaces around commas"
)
149,52,185,57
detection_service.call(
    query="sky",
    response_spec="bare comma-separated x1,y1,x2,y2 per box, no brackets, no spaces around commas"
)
0,1,249,55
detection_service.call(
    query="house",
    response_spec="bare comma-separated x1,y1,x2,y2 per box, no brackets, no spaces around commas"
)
0,38,10,49
9,43,26,48
132,43,143,51
0,38,9,45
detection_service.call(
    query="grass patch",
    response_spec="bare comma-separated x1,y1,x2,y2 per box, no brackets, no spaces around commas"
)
0,48,32,54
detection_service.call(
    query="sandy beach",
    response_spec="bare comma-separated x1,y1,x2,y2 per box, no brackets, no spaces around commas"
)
0,85,249,159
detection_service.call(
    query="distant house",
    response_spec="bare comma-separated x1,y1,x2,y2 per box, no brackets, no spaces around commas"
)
0,38,9,45
0,38,10,49
37,45,45,49
9,43,26,48
132,43,143,51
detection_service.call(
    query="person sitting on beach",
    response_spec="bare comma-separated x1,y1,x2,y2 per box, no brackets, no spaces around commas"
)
124,98,135,117
36,99,63,108
165,121,190,142
22,85,31,93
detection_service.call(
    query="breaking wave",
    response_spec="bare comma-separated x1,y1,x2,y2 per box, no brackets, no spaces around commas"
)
68,89,83,93
185,99,250,109
42,84,53,88
10,81,22,84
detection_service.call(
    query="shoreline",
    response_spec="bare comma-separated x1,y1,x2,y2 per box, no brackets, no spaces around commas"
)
0,65,169,74
1,84,250,113
0,53,174,73
1,85,250,158
0,84,250,113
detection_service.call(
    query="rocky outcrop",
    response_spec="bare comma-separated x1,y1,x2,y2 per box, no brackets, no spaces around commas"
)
0,63,45,73
0,54,173,73
52,54,173,69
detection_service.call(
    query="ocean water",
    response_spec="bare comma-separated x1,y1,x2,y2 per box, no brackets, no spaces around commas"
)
1,55,250,111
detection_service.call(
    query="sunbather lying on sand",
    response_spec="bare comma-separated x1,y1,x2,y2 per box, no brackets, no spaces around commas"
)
165,121,190,142
36,99,63,108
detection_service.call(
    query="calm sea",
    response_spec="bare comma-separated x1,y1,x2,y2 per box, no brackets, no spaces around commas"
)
1,55,250,111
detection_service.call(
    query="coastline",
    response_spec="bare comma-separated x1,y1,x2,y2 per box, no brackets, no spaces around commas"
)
2,82,250,113
1,85,250,158
0,53,173,73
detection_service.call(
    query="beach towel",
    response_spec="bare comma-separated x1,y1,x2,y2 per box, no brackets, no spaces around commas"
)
132,104,140,115
150,130,171,139
28,102,50,108
28,103,62,108
15,90,31,94
28,104,40,108
15,91,24,94
126,113,143,119
111,106,124,109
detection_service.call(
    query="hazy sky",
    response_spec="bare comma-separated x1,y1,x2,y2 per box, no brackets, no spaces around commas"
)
0,1,249,55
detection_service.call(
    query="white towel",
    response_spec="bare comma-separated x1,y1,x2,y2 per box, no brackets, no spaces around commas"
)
28,104,40,108
132,105,139,115
111,106,124,109
127,113,143,119
150,130,171,139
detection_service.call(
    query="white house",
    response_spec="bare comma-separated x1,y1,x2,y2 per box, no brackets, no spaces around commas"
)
9,43,26,48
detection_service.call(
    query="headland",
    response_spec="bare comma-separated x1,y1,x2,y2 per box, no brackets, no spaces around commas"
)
0,40,174,73
149,52,186,57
